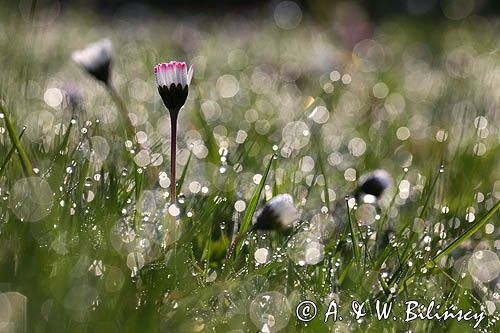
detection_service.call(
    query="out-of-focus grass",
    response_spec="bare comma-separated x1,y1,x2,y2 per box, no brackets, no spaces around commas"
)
0,4,499,332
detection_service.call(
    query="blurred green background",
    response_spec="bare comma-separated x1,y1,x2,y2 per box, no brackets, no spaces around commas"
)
0,0,499,332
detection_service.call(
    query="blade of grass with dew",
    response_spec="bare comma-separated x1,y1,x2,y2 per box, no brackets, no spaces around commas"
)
0,127,26,179
387,166,443,288
400,165,443,261
374,172,409,270
431,200,500,266
395,202,499,296
234,154,275,254
176,150,192,194
0,103,34,176
338,258,353,286
311,131,330,210
134,167,145,229
194,106,219,165
346,198,360,261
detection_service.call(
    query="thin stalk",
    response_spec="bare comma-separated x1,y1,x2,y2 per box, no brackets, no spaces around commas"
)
169,111,179,204
106,83,137,142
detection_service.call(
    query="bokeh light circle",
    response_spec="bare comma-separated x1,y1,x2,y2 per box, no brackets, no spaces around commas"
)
9,177,53,222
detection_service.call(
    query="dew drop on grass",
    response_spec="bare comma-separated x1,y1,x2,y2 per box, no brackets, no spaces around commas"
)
84,177,92,187
177,194,185,204
253,174,262,185
85,191,95,203
465,212,475,222
206,270,217,283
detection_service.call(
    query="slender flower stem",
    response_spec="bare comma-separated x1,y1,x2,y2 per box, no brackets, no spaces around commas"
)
169,110,179,204
106,82,137,142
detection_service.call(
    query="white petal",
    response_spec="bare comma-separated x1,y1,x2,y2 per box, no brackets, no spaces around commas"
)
187,64,194,85
161,66,168,86
181,64,187,87
166,66,173,86
72,38,112,72
174,65,182,85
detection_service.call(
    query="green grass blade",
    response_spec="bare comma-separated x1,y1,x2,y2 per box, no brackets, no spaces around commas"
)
176,150,192,194
346,199,360,261
235,154,275,249
0,103,34,176
195,106,219,165
431,200,500,266
0,127,26,178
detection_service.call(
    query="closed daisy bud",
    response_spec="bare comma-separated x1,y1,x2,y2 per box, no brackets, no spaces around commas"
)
154,61,194,113
356,169,392,203
72,38,112,84
252,194,299,231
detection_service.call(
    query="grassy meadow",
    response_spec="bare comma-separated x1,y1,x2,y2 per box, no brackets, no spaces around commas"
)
0,2,499,332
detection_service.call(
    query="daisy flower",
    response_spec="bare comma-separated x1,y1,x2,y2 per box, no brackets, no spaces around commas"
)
356,169,392,203
252,194,300,231
154,61,194,112
72,38,112,84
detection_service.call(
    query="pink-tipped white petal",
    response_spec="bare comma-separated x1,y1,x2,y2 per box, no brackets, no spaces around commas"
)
173,63,180,85
161,63,168,86
155,64,162,86
187,64,194,85
179,62,187,86
167,64,175,86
